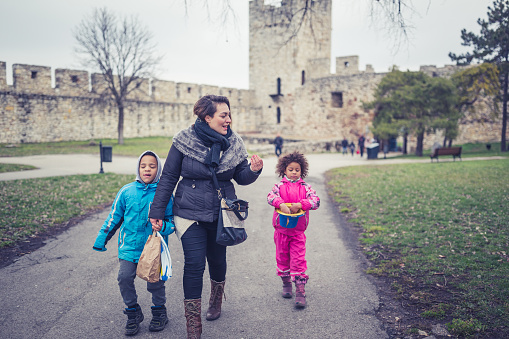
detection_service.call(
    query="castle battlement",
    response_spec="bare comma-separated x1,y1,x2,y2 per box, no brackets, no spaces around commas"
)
0,61,252,104
0,60,258,144
419,64,463,78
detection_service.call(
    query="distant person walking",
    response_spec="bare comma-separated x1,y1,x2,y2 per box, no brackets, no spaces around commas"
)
358,135,365,157
267,152,320,308
341,138,348,155
274,132,284,157
334,140,341,153
349,141,355,156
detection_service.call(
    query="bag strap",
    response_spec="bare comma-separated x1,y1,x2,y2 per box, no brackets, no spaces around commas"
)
210,166,248,220
231,205,248,221
209,166,223,200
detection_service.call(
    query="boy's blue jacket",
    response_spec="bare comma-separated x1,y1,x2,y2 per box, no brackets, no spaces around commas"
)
93,151,175,263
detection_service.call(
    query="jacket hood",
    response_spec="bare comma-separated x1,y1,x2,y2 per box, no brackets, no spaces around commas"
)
282,176,304,184
136,150,162,184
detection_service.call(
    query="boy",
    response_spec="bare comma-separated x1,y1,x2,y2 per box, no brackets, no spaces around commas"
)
93,151,175,336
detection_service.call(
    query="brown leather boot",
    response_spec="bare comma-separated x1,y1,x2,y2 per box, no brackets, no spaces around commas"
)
206,279,225,321
295,276,307,308
281,276,292,298
184,298,202,339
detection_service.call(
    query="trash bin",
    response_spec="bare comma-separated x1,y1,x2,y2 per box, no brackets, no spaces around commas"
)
101,145,113,162
366,143,379,160
389,138,398,152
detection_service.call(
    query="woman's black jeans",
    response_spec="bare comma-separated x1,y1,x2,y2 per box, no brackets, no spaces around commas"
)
181,220,227,299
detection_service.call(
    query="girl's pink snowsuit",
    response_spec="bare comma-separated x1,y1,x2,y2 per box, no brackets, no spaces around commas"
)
267,177,320,280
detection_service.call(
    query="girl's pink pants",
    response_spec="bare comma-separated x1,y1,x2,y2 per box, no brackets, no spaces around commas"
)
274,231,309,280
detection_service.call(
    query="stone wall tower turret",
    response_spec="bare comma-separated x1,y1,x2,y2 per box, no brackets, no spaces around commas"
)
249,0,332,134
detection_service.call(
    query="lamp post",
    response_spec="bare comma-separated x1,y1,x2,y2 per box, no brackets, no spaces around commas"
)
99,141,105,174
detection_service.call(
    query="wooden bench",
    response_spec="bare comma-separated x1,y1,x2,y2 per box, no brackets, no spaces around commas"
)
430,147,462,162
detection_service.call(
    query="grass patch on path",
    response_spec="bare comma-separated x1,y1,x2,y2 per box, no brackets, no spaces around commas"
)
0,136,173,158
0,173,132,248
0,163,37,173
326,159,509,338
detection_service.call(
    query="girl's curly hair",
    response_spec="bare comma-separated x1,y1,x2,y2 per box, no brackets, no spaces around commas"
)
275,151,309,178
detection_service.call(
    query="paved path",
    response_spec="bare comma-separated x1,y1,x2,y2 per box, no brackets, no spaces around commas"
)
0,152,502,338
0,151,428,181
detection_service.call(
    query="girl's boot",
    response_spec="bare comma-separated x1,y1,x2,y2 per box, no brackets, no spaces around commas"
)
294,276,307,308
206,279,225,321
281,276,292,298
184,298,202,339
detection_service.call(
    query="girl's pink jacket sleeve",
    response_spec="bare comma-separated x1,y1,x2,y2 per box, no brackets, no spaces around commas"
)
267,181,285,208
300,182,320,211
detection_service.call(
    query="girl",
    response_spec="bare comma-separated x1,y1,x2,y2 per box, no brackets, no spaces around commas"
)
267,151,320,308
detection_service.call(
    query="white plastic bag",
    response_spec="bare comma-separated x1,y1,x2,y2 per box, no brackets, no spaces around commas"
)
158,231,172,281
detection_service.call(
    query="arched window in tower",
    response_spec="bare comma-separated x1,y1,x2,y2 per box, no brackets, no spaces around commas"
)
277,107,281,124
277,78,281,95
301,70,305,85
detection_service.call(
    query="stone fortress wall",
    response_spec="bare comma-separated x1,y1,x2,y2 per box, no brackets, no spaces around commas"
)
1,0,505,148
0,62,259,144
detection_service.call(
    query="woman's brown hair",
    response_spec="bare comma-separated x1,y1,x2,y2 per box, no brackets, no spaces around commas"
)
193,95,230,120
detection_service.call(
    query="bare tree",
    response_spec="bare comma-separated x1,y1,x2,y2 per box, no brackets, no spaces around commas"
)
187,0,418,46
73,7,161,145
367,0,421,52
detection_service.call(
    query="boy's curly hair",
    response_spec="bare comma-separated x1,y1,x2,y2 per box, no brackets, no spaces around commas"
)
276,151,309,178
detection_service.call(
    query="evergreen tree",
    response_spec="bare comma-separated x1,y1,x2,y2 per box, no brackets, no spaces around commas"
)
368,70,459,156
450,63,500,146
449,0,509,152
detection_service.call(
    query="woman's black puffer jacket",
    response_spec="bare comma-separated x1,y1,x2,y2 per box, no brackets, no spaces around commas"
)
149,145,260,222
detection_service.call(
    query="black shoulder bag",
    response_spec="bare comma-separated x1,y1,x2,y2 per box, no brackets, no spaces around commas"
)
209,167,249,246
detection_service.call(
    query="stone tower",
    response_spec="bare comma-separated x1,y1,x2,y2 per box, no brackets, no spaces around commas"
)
249,0,332,134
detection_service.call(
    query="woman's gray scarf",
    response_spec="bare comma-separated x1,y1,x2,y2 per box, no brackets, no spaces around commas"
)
172,125,249,173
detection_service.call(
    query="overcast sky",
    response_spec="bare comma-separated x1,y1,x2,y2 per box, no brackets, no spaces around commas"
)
0,0,493,89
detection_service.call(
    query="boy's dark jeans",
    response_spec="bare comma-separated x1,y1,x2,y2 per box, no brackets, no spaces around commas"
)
181,221,227,299
118,259,166,307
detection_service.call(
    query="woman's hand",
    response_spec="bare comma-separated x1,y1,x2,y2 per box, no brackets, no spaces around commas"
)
250,154,263,172
290,203,302,214
150,218,162,232
279,203,291,214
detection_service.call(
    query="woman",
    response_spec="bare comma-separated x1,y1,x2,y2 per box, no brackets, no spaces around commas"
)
149,95,263,338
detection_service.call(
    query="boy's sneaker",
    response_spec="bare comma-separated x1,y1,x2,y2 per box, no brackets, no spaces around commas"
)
124,304,144,336
149,305,168,332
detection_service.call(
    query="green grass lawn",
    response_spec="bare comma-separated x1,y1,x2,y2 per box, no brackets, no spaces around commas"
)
326,159,509,337
0,136,173,158
0,173,132,248
392,141,508,159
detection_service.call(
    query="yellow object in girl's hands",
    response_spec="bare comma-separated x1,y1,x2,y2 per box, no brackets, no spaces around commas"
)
276,203,304,216
276,203,305,229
